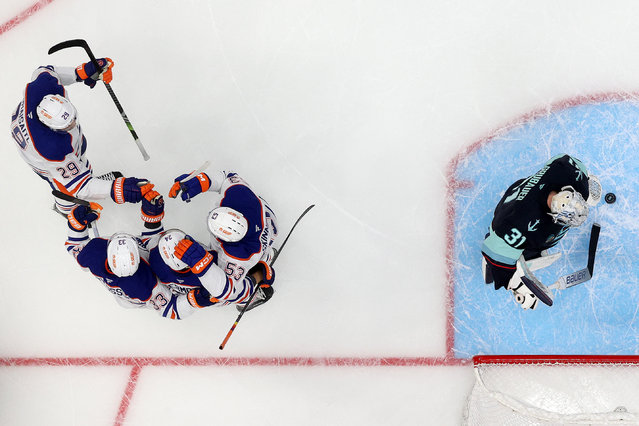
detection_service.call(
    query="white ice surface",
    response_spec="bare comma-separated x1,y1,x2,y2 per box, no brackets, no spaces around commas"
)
2,0,639,424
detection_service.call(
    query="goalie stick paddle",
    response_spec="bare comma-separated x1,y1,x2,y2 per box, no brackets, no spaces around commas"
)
48,39,150,161
219,204,315,350
549,222,601,290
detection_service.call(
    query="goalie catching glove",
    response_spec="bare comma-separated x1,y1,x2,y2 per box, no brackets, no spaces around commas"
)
168,172,211,201
75,57,114,88
67,203,102,232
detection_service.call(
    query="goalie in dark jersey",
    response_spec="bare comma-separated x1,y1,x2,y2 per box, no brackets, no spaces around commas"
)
481,154,602,310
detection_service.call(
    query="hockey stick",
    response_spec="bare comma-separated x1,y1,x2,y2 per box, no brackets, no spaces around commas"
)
519,260,554,307
48,39,150,161
52,190,101,238
549,223,601,290
518,222,602,306
219,204,315,350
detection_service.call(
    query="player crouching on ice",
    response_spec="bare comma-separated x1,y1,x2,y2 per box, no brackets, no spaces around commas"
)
168,170,278,311
149,229,275,312
481,154,602,310
10,58,148,214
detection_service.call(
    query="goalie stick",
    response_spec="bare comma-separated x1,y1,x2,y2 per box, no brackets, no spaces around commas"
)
518,222,602,306
51,190,101,238
219,204,315,350
48,39,150,161
549,222,601,290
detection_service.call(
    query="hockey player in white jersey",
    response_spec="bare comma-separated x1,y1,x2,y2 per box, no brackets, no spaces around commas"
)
10,59,151,214
151,229,275,311
168,170,278,310
64,185,200,319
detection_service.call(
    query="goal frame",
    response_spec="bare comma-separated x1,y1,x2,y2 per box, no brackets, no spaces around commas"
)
465,354,639,425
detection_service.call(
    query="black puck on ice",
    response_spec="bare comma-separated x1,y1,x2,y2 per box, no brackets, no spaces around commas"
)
605,192,616,204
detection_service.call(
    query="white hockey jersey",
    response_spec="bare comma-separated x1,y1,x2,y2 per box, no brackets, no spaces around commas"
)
206,172,278,282
10,66,112,204
65,225,197,320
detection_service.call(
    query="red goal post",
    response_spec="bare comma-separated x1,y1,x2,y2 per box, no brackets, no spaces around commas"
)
463,355,639,425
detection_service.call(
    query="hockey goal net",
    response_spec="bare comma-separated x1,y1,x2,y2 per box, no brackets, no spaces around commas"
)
463,355,639,425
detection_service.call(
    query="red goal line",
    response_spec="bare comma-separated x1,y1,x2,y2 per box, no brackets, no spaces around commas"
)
0,356,470,368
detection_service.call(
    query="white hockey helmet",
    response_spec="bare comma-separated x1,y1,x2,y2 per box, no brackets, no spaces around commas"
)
549,186,588,227
36,94,77,131
107,233,140,277
207,207,248,243
158,229,189,271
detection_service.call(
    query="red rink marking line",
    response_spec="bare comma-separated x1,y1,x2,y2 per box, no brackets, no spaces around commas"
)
444,91,639,359
0,0,55,36
114,364,141,426
0,356,469,367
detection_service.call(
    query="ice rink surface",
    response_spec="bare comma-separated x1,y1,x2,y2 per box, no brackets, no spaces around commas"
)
2,1,639,425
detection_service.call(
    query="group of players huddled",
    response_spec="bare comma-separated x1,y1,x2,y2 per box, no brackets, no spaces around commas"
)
10,57,278,319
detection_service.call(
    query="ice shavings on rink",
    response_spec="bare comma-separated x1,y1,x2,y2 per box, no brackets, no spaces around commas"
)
451,95,639,357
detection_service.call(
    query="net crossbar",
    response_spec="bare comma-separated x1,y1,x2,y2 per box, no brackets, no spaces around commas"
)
463,355,639,426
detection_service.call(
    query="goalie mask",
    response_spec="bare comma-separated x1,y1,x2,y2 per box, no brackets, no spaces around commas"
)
107,233,140,277
207,207,248,243
549,186,588,227
36,94,77,132
586,175,602,206
158,229,189,271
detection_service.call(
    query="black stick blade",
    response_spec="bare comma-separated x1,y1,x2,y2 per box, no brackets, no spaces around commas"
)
48,39,89,55
587,223,601,275
521,276,554,306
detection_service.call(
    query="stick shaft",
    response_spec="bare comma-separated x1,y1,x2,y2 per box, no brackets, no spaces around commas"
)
52,190,99,237
218,204,315,350
48,39,149,161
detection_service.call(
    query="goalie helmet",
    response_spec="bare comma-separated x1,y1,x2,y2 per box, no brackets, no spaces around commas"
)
207,207,248,243
36,94,77,131
158,229,189,271
549,186,588,227
107,233,140,277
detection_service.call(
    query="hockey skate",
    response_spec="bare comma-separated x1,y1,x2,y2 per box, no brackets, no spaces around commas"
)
236,285,274,312
95,171,123,181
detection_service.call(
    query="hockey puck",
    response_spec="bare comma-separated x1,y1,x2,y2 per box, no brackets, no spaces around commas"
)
605,192,616,204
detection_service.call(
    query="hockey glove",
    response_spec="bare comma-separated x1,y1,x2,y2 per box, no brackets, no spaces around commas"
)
174,237,214,275
111,177,150,204
141,186,164,226
168,172,211,201
75,57,114,88
240,275,275,312
67,203,102,231
248,261,276,287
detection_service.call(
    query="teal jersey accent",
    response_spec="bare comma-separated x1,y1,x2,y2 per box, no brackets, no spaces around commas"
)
481,227,523,266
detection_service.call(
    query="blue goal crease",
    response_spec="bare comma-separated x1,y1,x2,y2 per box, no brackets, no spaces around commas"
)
451,100,639,357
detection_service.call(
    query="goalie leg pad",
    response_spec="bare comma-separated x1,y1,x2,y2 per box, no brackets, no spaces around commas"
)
482,257,494,284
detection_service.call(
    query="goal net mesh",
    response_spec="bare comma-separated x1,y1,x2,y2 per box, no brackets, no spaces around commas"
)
463,355,639,425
